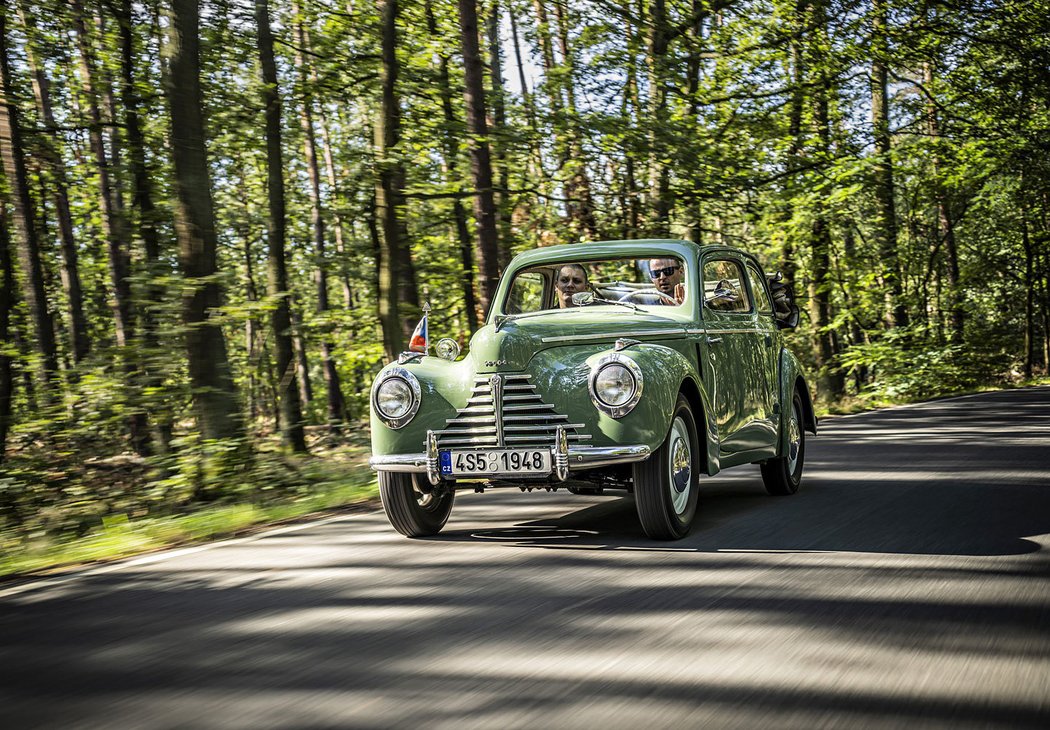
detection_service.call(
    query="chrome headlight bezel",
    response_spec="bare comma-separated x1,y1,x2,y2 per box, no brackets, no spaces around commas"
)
371,367,421,429
588,353,643,419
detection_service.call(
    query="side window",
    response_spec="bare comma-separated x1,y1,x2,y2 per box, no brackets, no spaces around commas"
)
746,265,773,314
702,259,751,313
506,271,546,314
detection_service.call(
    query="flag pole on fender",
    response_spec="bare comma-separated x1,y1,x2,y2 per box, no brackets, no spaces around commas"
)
409,301,431,353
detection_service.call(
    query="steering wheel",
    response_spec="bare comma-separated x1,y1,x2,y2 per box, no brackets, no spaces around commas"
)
618,288,677,304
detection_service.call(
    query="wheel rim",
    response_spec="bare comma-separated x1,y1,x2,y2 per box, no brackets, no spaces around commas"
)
413,485,445,513
786,402,802,475
667,416,692,515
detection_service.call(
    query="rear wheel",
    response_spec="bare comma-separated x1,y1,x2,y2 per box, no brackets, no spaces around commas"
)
761,390,805,495
633,395,700,540
379,472,455,537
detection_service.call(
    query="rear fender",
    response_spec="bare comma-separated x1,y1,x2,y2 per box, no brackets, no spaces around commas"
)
778,349,817,456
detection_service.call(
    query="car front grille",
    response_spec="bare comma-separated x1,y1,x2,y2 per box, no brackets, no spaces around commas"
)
435,374,591,449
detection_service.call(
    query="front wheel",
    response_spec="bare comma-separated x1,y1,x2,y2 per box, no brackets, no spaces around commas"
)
761,389,805,495
379,472,455,537
633,395,701,540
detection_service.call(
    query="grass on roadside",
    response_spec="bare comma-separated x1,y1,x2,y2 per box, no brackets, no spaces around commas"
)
0,443,379,580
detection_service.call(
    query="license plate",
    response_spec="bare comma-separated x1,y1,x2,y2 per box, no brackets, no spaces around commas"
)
439,449,551,477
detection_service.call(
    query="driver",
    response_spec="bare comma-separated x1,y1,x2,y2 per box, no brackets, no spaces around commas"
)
647,258,685,304
555,264,589,308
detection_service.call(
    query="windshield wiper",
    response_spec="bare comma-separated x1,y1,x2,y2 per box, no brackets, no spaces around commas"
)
584,296,642,312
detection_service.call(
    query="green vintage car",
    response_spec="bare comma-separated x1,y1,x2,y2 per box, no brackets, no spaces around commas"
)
369,239,817,540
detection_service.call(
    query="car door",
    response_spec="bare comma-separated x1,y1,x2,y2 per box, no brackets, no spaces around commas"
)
700,255,772,454
743,260,780,450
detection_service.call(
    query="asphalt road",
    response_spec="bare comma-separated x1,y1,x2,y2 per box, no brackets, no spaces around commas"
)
2,387,1050,729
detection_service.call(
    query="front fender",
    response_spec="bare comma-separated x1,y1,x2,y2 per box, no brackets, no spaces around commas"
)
369,358,473,456
531,343,718,474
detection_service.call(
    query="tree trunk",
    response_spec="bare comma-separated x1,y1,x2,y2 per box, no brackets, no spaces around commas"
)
684,0,707,244
290,305,313,407
294,4,345,430
871,0,906,328
782,0,807,287
375,0,407,359
923,60,963,342
72,0,152,454
72,0,135,351
17,1,90,363
457,0,501,315
486,0,513,267
647,0,671,236
808,0,844,399
1022,207,1035,379
166,0,243,443
119,0,172,451
255,0,306,452
0,203,14,463
426,0,479,333
552,0,598,239
0,12,59,392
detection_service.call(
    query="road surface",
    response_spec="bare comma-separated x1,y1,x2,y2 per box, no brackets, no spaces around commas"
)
2,387,1049,728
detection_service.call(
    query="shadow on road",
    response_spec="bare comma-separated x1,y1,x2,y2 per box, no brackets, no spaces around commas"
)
2,389,1049,728
437,387,1050,557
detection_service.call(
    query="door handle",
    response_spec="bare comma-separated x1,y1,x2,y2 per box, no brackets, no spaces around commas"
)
706,336,723,344
765,334,773,346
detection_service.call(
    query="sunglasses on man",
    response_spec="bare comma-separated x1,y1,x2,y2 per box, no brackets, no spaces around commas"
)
650,265,680,279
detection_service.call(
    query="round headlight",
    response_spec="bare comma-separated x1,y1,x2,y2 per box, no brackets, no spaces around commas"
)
588,353,644,418
376,377,413,419
595,363,635,407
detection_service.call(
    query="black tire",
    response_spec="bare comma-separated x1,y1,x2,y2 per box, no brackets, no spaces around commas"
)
633,395,701,540
379,472,455,537
761,389,805,496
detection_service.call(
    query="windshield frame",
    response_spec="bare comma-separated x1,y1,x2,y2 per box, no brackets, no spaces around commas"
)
493,243,700,321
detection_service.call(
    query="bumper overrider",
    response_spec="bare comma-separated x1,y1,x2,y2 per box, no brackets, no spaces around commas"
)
370,426,651,486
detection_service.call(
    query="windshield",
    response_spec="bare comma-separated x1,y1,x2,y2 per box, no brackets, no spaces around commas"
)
503,256,689,314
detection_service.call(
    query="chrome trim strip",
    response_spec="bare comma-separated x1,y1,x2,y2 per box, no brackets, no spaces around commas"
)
540,328,687,344
369,454,428,473
703,328,763,335
490,374,505,447
370,444,650,474
569,444,651,469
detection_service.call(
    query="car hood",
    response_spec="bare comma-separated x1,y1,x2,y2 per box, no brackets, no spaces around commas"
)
467,307,691,373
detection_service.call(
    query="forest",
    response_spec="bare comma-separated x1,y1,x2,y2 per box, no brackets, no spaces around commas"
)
0,0,1048,566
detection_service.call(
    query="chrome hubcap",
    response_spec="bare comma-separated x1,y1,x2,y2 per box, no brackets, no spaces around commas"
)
668,416,692,515
787,404,802,474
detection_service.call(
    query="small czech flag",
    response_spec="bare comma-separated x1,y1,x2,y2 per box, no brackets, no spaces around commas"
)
409,304,430,353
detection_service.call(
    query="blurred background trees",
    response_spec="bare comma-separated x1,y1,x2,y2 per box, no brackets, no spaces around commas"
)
0,0,1048,534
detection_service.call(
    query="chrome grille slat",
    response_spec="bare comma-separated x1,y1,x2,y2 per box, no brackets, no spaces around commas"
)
503,414,570,422
436,374,591,450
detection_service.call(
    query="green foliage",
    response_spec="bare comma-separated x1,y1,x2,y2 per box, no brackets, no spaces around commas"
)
2,0,1049,574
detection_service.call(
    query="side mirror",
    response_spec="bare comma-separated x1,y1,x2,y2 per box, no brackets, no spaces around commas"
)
705,289,738,308
571,291,595,306
774,303,801,329
766,272,799,329
705,279,738,309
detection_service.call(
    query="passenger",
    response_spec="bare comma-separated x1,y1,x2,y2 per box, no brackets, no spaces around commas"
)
648,258,685,304
555,264,589,308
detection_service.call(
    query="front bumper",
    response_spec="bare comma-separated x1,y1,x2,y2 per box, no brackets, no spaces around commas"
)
370,434,651,485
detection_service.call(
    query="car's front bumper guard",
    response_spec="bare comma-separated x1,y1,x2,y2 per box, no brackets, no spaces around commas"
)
370,427,651,485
